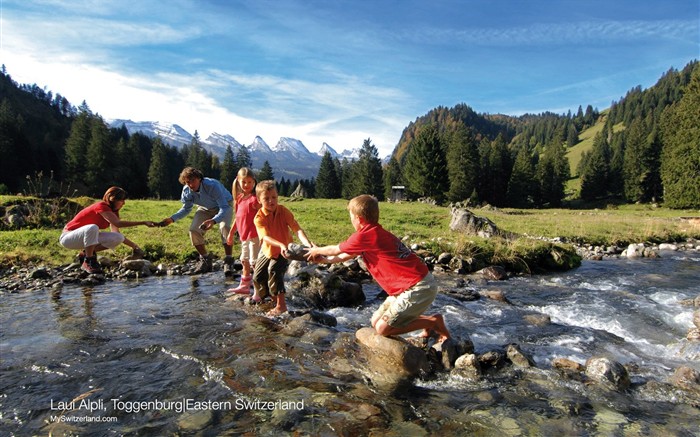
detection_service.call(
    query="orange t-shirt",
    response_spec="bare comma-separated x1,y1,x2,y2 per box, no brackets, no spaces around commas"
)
254,205,301,259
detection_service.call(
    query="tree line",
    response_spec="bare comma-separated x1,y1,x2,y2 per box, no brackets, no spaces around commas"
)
1,61,698,208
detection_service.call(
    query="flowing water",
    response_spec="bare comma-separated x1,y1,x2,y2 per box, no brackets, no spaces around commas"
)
1,251,698,436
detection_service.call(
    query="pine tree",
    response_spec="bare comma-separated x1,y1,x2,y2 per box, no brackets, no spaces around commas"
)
622,118,649,202
446,123,479,202
236,146,252,169
383,156,403,200
340,158,355,199
64,109,92,186
537,142,570,207
506,146,535,207
402,124,448,202
147,137,169,199
579,132,611,200
660,64,700,208
479,134,511,206
220,145,237,190
257,161,274,181
84,116,111,194
315,151,341,198
351,138,384,200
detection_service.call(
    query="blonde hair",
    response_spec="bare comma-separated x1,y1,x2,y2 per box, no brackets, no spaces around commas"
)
255,180,277,199
102,186,127,210
232,167,257,203
348,195,379,224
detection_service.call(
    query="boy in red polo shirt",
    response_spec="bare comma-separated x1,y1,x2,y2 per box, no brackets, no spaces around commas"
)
253,180,313,316
306,195,450,342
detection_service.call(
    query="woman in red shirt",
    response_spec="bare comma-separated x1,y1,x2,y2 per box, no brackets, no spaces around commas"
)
59,186,155,274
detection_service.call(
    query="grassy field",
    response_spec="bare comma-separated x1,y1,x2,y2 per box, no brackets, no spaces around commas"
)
1,196,698,268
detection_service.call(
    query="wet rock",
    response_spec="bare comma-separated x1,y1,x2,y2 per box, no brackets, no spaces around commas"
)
687,328,700,341
658,243,678,251
552,357,585,373
523,313,551,326
694,309,700,329
448,256,483,274
669,366,700,392
441,287,480,301
479,289,511,304
355,327,430,389
436,252,452,265
584,357,630,391
291,272,365,309
287,309,337,327
177,409,213,432
479,350,506,371
506,343,536,368
120,259,155,276
624,243,645,258
479,266,508,280
431,338,462,370
29,267,52,279
452,353,481,379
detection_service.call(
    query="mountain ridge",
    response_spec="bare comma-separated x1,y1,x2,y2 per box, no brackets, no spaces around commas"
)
109,119,361,180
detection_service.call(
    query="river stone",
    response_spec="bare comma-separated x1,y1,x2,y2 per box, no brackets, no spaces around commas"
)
29,267,51,279
452,353,481,379
480,289,511,304
523,313,551,326
669,366,700,391
584,357,630,391
437,252,452,264
355,327,430,388
658,243,678,251
506,343,536,368
479,350,506,370
552,357,585,373
120,259,155,275
431,338,461,370
687,328,700,341
479,266,508,280
624,243,645,258
177,409,213,432
694,310,700,329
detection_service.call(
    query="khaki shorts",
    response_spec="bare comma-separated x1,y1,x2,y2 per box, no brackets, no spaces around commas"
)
372,273,437,328
240,237,260,263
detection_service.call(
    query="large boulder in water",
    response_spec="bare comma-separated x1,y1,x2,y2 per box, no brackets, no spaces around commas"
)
585,357,630,391
355,327,429,390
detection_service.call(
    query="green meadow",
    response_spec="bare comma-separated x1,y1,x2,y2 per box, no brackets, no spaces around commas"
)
1,196,697,270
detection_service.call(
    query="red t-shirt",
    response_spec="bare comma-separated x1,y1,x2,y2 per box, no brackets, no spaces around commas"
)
64,202,116,231
339,223,428,296
235,194,260,241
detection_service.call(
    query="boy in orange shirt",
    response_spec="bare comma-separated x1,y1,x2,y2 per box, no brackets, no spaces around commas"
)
253,180,313,316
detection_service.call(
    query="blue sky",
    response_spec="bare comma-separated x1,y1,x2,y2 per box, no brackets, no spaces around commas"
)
1,0,698,157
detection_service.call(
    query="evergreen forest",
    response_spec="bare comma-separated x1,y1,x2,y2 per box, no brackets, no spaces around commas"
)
1,61,698,208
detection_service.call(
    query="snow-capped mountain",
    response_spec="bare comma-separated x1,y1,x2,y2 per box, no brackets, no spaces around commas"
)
108,120,346,180
111,119,193,147
317,142,337,157
316,142,360,161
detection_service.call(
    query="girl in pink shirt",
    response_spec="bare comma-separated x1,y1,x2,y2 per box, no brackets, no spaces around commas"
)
226,168,261,297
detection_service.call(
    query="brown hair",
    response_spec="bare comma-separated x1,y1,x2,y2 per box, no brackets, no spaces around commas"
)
233,167,257,204
178,167,204,185
348,195,379,224
255,180,277,199
102,186,127,210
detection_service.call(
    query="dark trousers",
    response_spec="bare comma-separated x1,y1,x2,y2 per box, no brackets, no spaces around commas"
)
253,254,288,298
